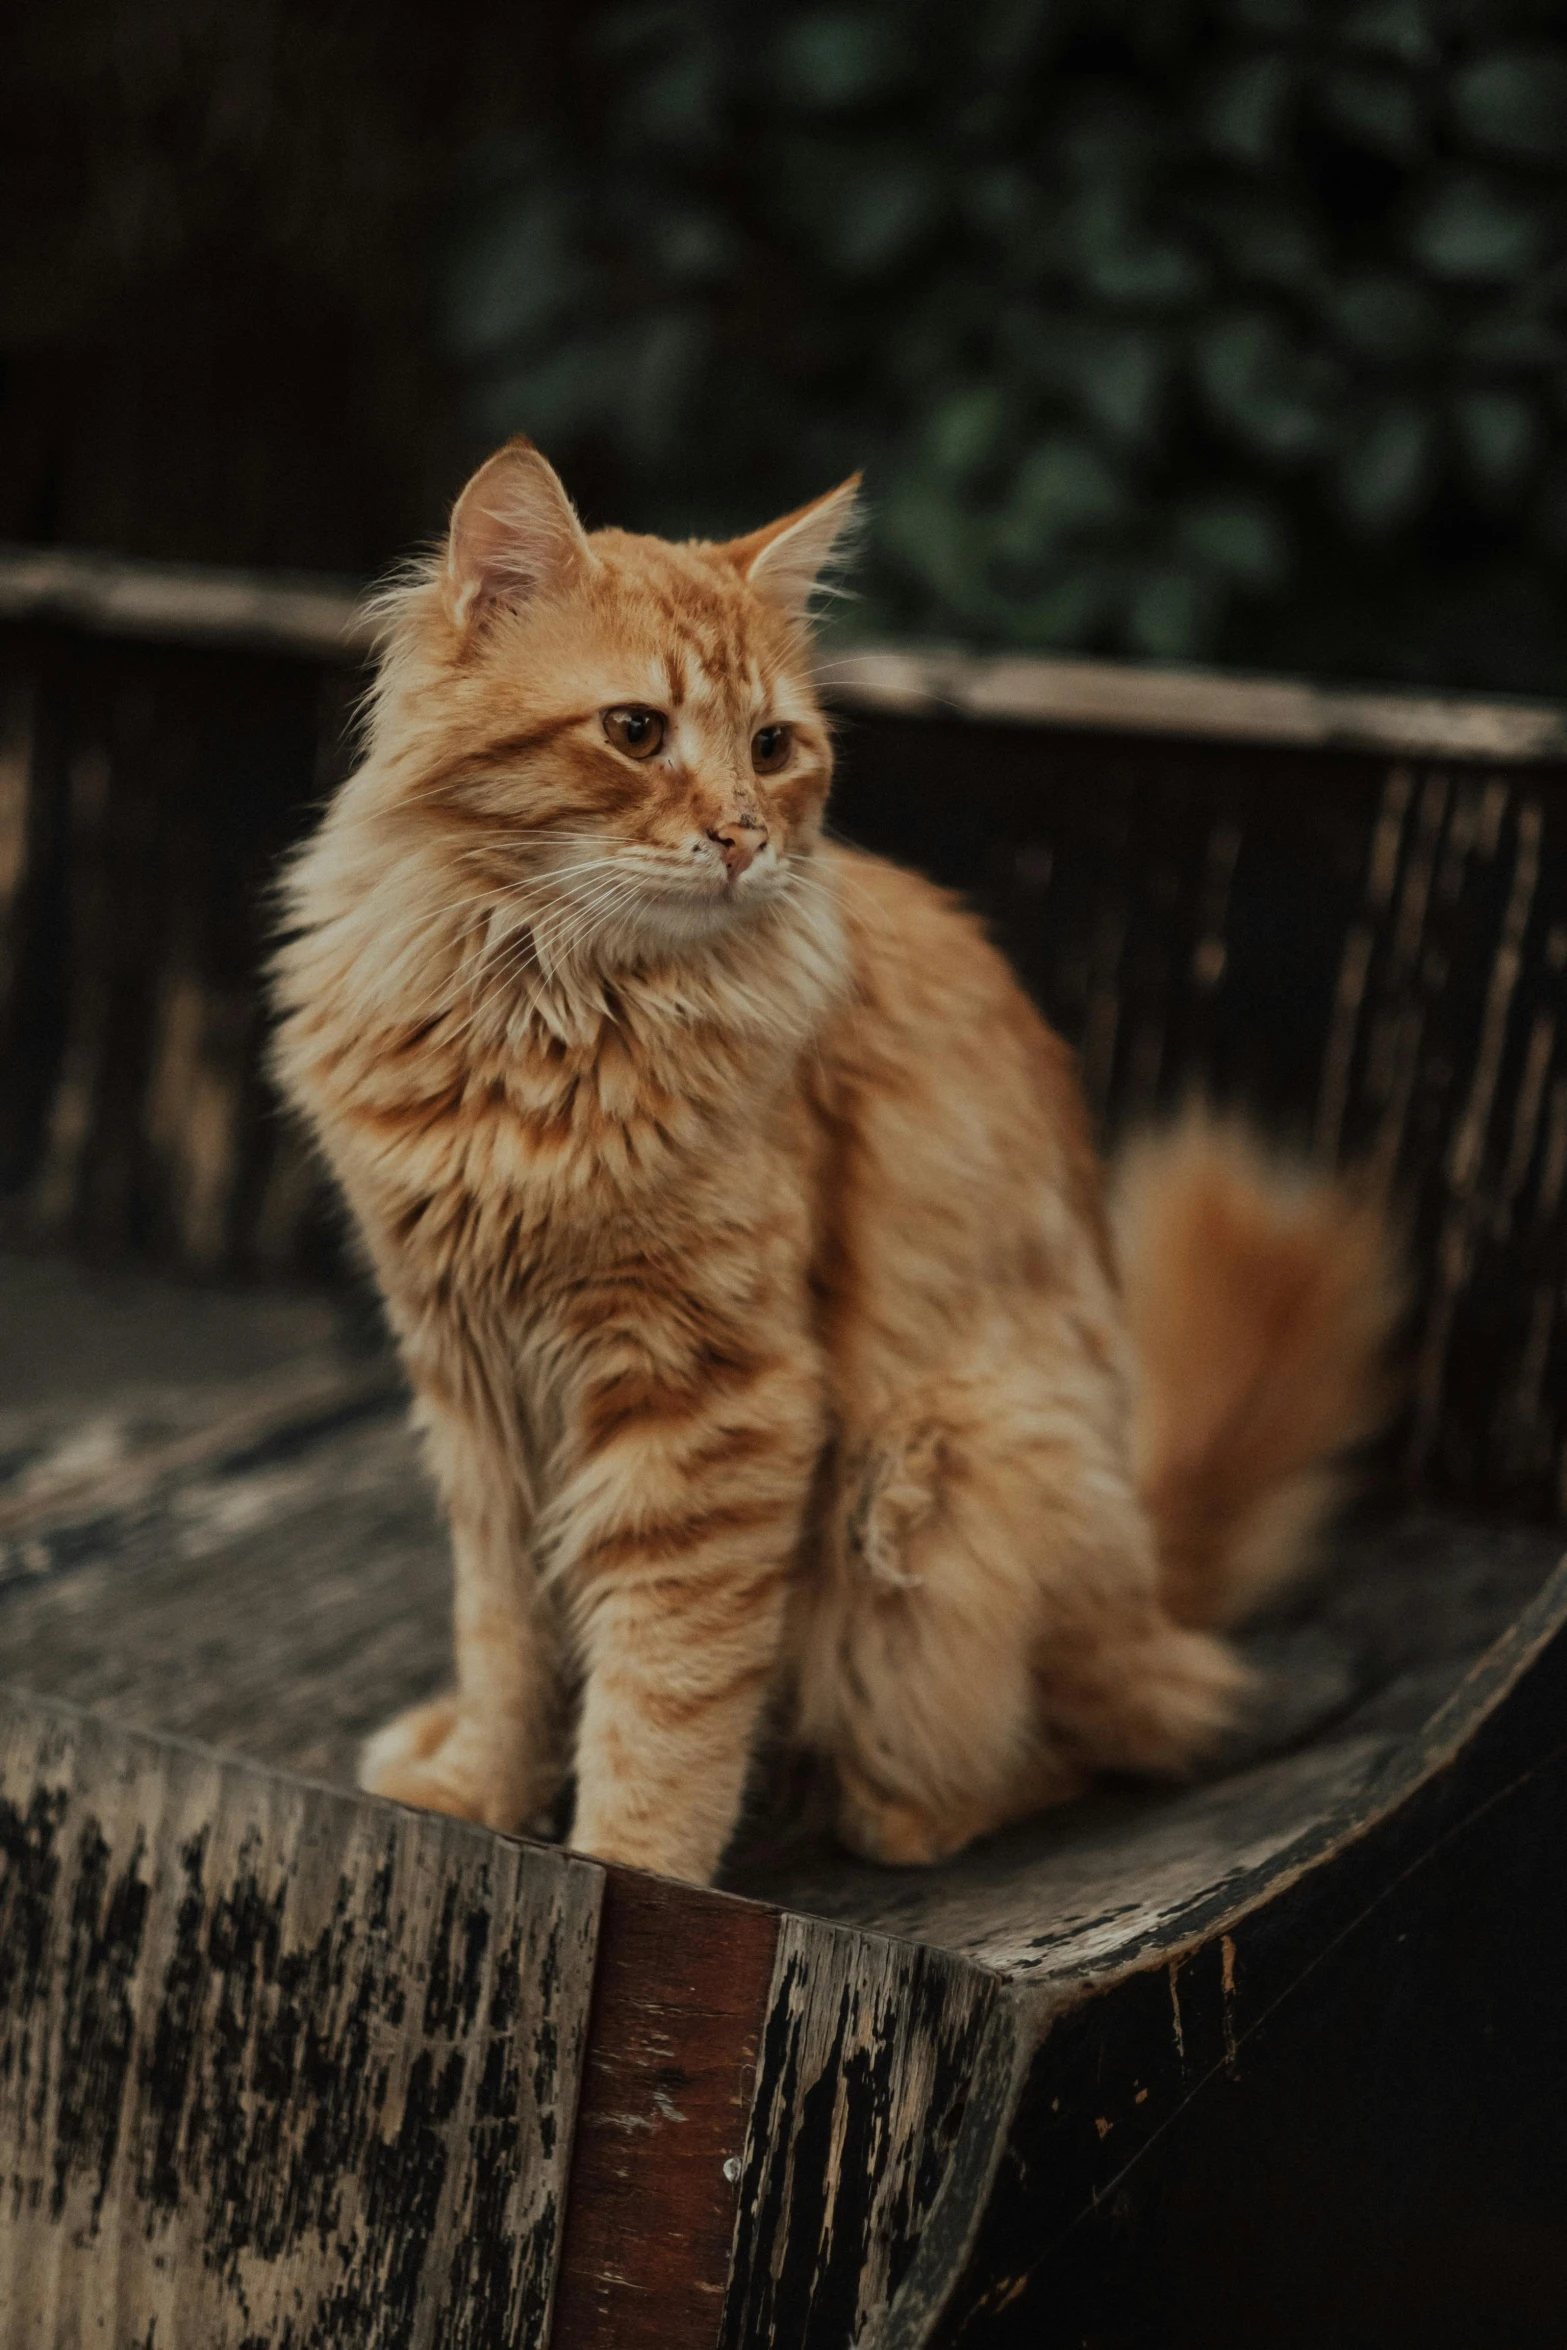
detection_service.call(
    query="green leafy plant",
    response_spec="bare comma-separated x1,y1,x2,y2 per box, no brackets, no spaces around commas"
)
444,0,1567,691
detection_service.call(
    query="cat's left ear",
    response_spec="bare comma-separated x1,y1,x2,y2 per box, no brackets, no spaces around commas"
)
723,475,862,624
443,438,593,630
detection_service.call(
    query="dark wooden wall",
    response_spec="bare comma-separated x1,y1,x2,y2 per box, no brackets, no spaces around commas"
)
0,624,355,1278
834,717,1567,1513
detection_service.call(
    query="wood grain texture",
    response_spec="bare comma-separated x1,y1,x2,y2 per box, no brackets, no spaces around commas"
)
719,1916,997,2350
0,1350,400,1567
551,1869,779,2349
0,1408,452,1797
0,1690,601,2350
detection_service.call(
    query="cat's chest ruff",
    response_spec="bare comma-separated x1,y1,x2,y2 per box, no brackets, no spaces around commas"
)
458,1019,764,1211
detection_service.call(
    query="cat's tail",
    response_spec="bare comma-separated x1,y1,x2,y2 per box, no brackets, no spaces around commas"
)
1111,1114,1400,1630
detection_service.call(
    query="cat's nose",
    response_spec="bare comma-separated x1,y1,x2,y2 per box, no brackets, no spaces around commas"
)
708,815,769,878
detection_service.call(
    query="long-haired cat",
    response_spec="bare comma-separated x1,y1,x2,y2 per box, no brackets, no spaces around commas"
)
270,439,1395,1885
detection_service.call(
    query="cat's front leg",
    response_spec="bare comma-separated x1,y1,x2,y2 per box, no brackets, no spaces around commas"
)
361,1380,560,1833
559,1346,822,1884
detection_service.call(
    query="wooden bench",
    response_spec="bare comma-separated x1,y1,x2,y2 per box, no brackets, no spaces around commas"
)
2,552,1566,2347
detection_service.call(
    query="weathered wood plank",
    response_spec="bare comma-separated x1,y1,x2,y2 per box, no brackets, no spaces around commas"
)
719,1916,997,2350
551,1869,780,2349
5,545,1566,761
0,1692,602,2349
0,1351,400,1569
828,647,1567,763
0,549,370,664
0,1408,451,1796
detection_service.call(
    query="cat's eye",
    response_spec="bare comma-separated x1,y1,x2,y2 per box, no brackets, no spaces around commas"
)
602,706,666,760
751,723,793,775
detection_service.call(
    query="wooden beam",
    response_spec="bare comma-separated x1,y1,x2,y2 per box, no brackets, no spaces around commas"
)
551,1870,780,2349
2,544,1563,763
826,646,1567,764
0,545,372,664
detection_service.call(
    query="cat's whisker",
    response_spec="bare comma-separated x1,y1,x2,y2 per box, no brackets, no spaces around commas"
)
460,862,642,985
334,862,662,1013
453,868,650,1027
525,865,641,939
530,875,649,981
318,881,514,972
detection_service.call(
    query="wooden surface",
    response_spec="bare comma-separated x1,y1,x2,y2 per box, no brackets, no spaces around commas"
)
551,1872,779,2350
732,1509,1566,1973
1,1256,1561,1980
2,1256,1567,2343
0,1344,446,1788
0,1691,601,2350
916,1560,1567,2350
720,1919,995,2350
7,1578,1567,2350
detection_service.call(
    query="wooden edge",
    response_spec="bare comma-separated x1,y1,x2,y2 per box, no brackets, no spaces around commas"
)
0,544,374,663
865,1551,1567,2350
1036,1541,1567,2007
824,644,1567,764
718,1912,1000,2350
551,1867,781,2349
3,543,1565,763
857,1996,1032,2350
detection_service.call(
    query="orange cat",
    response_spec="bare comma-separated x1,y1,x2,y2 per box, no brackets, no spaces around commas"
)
270,439,1394,1885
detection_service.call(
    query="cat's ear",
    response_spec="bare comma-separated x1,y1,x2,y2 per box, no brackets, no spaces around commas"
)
724,475,862,624
443,439,592,630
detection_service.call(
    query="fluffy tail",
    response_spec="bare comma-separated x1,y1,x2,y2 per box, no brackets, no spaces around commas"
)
1111,1115,1400,1630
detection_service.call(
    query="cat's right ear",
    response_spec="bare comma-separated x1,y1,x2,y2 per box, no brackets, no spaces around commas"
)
443,439,592,630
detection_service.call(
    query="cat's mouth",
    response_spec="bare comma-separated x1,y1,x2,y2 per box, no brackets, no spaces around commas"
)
630,858,788,941
648,867,782,915
525,846,786,962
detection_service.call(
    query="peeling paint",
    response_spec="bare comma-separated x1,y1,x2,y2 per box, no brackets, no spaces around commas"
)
1220,1934,1239,2075
719,1921,994,2350
0,1695,600,2349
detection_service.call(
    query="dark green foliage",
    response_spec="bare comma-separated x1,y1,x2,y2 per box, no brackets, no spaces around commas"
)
445,0,1567,693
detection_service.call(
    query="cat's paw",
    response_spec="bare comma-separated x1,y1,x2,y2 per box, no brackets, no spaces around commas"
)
359,1697,530,1831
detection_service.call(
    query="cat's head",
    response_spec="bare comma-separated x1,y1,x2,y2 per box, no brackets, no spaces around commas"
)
375,438,859,968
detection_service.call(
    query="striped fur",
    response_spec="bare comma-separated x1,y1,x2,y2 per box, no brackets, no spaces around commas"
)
270,439,1393,1882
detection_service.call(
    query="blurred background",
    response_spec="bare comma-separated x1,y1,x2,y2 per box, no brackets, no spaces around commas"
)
5,0,1567,692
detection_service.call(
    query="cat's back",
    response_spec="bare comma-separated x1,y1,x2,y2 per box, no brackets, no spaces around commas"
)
808,842,1112,1355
